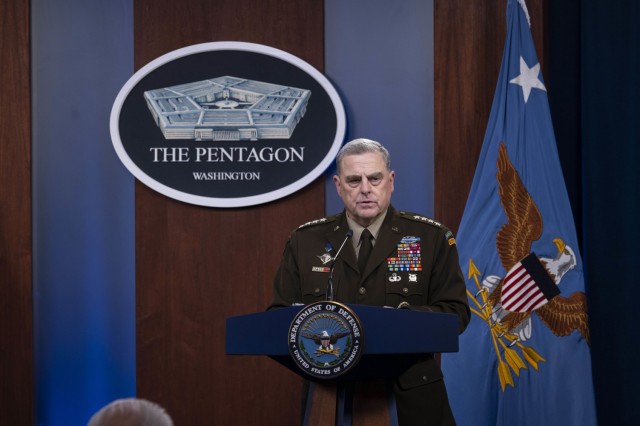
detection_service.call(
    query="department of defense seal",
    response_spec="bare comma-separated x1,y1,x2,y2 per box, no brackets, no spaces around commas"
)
288,302,364,379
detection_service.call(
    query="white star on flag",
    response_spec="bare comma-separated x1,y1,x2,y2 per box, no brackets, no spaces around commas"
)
509,56,546,102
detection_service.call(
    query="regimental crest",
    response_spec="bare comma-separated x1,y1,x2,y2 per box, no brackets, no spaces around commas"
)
288,302,364,379
467,143,590,391
317,243,334,266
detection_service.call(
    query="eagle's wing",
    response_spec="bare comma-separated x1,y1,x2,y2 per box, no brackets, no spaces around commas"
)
329,331,350,344
536,292,590,345
501,311,531,333
496,143,543,271
301,332,322,345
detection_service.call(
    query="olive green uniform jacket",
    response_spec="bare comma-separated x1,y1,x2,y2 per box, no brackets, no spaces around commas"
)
269,207,470,425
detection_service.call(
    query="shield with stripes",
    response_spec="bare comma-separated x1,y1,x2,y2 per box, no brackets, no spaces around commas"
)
501,252,560,312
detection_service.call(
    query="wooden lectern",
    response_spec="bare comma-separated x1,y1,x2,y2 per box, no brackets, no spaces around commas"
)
226,304,459,425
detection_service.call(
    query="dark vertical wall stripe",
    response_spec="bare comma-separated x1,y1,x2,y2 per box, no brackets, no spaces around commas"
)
32,0,135,424
548,1,582,237
581,1,640,423
0,0,33,424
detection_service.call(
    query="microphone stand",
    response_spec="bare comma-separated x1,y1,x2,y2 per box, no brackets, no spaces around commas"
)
327,230,352,301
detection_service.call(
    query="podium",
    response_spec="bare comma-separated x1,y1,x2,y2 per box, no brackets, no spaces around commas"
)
226,304,459,425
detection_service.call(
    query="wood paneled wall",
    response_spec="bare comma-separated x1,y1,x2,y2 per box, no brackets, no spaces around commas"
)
434,0,547,232
134,1,325,424
0,0,34,425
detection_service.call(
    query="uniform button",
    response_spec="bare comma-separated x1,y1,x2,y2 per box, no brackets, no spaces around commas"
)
422,375,428,381
358,287,366,295
314,288,320,294
402,287,409,294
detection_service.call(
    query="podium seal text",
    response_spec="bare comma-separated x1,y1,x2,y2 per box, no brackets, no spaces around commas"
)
288,302,364,379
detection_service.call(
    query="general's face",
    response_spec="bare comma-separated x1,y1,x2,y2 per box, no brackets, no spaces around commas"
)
333,152,395,228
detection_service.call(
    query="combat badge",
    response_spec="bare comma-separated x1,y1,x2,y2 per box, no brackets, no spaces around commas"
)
288,302,364,379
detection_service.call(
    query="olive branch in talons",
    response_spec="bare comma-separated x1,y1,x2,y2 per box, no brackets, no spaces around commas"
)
467,259,546,391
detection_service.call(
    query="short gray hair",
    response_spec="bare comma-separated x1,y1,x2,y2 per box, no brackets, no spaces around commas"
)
335,138,391,175
88,398,173,426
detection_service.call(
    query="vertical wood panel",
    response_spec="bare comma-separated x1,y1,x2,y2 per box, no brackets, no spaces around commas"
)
0,0,34,424
434,0,547,232
134,1,324,424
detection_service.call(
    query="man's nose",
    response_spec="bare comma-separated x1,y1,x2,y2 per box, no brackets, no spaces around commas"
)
360,178,372,193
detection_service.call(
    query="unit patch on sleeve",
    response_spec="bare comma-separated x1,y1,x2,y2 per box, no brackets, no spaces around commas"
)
445,230,456,246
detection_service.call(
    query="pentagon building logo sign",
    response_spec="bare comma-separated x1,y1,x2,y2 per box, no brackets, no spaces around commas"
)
110,42,346,208
144,76,310,141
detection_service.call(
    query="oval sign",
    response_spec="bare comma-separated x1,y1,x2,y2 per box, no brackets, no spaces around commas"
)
110,42,346,208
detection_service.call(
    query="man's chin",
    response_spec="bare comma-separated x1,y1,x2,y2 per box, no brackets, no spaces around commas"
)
355,208,381,220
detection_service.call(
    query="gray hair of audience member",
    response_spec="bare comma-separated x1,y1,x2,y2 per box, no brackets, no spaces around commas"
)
87,398,173,426
335,138,392,175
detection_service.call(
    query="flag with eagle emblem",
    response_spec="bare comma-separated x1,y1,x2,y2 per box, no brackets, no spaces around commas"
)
441,1,597,425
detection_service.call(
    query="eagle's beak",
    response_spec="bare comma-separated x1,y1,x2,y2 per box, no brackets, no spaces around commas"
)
553,238,566,254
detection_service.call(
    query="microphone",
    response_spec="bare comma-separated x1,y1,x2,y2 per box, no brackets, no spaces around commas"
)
326,230,353,301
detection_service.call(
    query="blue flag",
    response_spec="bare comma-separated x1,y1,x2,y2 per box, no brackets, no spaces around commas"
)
441,1,597,425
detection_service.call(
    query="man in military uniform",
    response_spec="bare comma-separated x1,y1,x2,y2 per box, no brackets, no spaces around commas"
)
270,138,470,425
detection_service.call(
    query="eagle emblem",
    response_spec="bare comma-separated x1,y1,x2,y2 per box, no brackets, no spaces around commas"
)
467,143,590,390
288,302,364,379
302,329,349,357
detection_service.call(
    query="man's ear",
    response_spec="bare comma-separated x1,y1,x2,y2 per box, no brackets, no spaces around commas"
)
333,175,341,193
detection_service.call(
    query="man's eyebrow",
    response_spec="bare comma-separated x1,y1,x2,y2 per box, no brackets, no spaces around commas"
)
344,174,362,181
344,172,384,180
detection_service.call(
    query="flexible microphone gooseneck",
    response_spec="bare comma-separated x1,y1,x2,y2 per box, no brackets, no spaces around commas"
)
326,230,353,301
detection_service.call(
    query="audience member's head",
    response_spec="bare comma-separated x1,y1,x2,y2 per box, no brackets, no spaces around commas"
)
87,398,173,426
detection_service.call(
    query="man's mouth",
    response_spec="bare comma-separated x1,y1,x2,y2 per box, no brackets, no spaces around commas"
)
358,200,376,207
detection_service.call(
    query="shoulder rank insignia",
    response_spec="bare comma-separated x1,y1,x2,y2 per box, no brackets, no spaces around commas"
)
299,217,327,228
398,211,443,228
298,214,339,229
